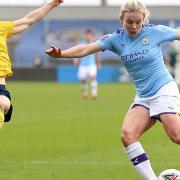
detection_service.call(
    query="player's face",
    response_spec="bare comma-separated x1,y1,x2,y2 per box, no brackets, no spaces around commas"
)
85,33,93,43
120,12,144,36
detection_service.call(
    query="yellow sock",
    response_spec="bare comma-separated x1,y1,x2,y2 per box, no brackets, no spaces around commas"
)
0,107,4,129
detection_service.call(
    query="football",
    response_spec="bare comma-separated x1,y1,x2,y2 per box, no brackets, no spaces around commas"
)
157,169,180,180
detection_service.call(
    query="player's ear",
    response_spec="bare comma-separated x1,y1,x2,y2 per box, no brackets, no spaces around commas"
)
143,15,145,23
120,15,123,23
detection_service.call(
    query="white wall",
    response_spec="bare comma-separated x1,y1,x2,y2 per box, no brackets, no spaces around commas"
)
0,0,101,6
0,6,180,21
1,0,180,6
107,0,180,6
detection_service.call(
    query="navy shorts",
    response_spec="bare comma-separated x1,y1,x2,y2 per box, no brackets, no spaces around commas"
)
0,85,13,122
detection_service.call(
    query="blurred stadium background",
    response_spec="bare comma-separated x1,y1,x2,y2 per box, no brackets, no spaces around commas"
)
1,0,180,83
0,1,180,179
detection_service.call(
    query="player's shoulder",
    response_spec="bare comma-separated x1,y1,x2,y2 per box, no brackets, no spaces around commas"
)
0,21,13,29
112,28,127,38
97,28,124,42
113,28,125,34
142,23,170,35
0,21,9,26
106,28,125,39
142,23,155,30
0,21,5,28
143,23,172,31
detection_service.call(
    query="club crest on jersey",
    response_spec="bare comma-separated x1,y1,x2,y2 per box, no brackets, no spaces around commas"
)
141,37,149,45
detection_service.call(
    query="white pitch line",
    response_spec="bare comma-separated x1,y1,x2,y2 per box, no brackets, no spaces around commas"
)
1,160,180,166
18,161,180,166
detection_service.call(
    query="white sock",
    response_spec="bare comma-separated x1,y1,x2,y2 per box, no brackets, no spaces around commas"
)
125,142,157,180
81,83,88,97
90,80,98,98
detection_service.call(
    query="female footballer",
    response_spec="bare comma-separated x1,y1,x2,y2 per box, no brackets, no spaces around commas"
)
46,0,180,179
0,0,63,128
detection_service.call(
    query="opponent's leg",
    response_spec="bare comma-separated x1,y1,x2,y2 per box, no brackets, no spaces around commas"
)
0,95,11,128
0,106,4,128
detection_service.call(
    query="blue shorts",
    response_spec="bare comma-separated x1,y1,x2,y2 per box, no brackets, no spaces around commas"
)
0,85,13,122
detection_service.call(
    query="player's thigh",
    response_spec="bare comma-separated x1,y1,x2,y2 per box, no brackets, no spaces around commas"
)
0,95,10,114
122,106,155,137
160,113,180,141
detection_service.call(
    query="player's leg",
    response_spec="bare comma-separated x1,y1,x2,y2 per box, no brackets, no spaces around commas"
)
89,76,98,100
78,66,88,99
160,114,180,144
150,81,180,144
0,95,11,128
121,105,157,180
89,65,98,100
80,79,88,99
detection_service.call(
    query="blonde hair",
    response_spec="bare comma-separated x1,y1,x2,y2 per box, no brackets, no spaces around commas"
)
120,0,150,23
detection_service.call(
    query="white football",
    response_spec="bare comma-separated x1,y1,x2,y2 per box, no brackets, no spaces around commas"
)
157,169,180,180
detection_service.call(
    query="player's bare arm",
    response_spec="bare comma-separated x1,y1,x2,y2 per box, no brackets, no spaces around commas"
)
95,52,102,68
13,0,63,35
46,43,102,58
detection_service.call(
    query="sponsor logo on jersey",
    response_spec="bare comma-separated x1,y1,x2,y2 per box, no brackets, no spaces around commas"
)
121,49,149,63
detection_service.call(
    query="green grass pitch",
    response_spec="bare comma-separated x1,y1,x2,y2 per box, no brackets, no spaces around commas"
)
0,82,179,180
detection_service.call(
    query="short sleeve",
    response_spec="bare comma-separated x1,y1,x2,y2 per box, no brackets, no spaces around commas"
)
0,21,14,38
155,25,177,43
96,34,113,51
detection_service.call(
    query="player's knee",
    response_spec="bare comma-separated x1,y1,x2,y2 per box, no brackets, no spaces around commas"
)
91,80,97,87
121,128,139,146
170,134,180,144
0,96,10,114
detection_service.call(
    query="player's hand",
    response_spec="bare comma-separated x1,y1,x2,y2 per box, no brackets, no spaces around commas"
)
55,0,64,6
49,0,64,7
45,45,61,58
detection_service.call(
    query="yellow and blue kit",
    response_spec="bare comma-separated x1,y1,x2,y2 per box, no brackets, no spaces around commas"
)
0,21,14,122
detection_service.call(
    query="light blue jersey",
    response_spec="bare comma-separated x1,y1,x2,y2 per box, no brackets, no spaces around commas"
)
80,54,96,66
79,41,96,66
96,24,177,98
